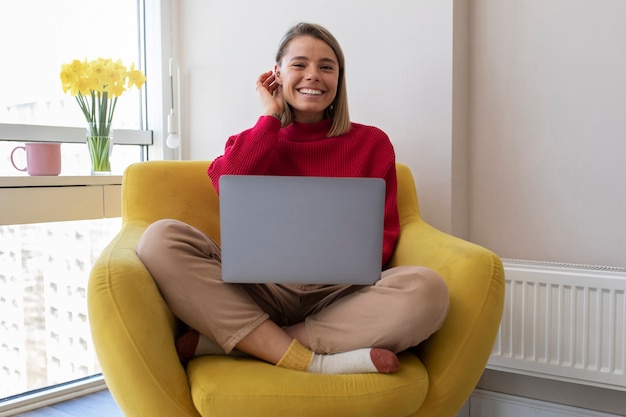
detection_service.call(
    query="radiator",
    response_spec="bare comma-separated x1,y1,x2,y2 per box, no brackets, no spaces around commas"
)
488,259,626,391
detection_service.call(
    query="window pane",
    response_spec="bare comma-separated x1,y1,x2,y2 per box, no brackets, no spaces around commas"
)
0,218,121,399
0,0,142,129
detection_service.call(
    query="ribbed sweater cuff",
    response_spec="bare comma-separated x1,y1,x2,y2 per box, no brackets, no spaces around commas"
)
257,114,282,129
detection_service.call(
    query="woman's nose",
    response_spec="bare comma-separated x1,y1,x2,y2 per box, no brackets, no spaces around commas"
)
305,67,320,81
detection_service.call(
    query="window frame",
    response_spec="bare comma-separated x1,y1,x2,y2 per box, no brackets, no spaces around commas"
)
0,124,152,146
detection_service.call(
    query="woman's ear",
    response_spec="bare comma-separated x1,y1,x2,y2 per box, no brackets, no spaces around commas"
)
274,65,282,84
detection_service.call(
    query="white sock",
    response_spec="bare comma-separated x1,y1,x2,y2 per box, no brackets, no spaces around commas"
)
276,340,400,374
308,348,400,374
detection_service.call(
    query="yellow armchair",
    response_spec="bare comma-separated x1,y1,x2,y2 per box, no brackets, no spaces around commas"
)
88,160,504,417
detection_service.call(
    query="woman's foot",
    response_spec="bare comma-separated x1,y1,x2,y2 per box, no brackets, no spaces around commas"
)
175,329,245,365
175,329,201,365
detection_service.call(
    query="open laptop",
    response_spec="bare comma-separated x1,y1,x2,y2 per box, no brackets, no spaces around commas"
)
218,175,386,285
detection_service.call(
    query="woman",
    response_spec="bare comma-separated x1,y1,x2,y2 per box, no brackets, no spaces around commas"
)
137,22,449,374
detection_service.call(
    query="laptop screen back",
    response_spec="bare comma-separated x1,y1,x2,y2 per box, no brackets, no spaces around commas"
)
219,175,385,285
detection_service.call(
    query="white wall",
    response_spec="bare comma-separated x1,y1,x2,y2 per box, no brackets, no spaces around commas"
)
469,0,626,268
174,0,463,234
173,0,626,268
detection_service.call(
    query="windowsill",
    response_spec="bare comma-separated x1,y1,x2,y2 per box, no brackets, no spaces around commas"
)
0,175,123,188
0,176,123,225
0,375,108,416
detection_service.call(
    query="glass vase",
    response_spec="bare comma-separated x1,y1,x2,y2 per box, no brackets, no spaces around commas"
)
86,123,113,175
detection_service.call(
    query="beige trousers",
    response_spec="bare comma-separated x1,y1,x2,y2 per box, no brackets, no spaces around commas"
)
136,219,449,354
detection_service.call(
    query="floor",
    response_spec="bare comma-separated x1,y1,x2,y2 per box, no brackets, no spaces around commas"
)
13,390,123,417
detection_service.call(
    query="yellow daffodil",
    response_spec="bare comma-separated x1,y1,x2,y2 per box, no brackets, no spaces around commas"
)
60,57,146,129
127,63,147,90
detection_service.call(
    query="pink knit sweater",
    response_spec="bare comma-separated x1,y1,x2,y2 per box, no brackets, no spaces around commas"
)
208,116,399,266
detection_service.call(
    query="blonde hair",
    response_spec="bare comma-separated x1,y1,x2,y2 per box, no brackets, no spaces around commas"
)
275,22,351,137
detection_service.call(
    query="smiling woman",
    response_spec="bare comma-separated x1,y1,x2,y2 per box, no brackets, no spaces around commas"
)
267,22,351,136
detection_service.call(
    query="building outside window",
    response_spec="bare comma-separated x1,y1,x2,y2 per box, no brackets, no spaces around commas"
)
0,219,120,400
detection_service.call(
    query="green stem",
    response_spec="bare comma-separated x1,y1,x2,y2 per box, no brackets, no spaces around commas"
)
76,94,94,124
87,134,112,173
108,96,118,126
80,88,118,173
99,91,107,136
91,91,96,127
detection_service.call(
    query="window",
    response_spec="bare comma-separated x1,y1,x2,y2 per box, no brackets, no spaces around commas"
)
0,0,154,176
0,0,168,408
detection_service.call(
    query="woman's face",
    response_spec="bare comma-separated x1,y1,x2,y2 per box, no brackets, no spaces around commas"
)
275,36,339,124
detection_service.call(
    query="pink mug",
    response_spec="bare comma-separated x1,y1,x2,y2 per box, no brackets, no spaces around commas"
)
10,142,62,176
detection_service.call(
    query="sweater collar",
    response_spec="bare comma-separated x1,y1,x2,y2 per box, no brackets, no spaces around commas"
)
281,118,334,142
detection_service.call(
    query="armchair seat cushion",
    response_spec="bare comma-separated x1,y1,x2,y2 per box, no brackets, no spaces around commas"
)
187,352,428,417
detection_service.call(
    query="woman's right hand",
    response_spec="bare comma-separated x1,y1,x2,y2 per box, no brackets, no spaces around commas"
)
256,70,284,119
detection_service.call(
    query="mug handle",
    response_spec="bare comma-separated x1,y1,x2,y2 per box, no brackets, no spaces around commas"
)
10,146,28,172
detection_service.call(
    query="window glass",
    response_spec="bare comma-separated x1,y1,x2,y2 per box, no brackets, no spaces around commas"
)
0,0,146,176
0,218,121,399
0,0,142,129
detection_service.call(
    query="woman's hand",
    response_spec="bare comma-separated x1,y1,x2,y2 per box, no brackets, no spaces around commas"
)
256,70,284,119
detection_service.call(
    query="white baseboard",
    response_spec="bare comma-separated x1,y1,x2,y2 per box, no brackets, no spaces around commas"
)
469,390,622,417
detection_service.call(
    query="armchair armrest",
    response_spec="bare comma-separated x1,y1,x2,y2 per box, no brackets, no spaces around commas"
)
389,165,505,417
88,160,217,417
88,223,201,417
391,219,504,417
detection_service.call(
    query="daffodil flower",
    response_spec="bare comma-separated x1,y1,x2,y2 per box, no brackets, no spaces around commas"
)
60,57,146,134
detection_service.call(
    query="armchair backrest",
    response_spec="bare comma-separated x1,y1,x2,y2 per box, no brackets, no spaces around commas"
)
395,163,422,225
122,160,420,245
122,160,221,241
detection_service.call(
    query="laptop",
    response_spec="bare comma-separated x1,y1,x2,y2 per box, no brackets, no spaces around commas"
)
218,175,386,285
